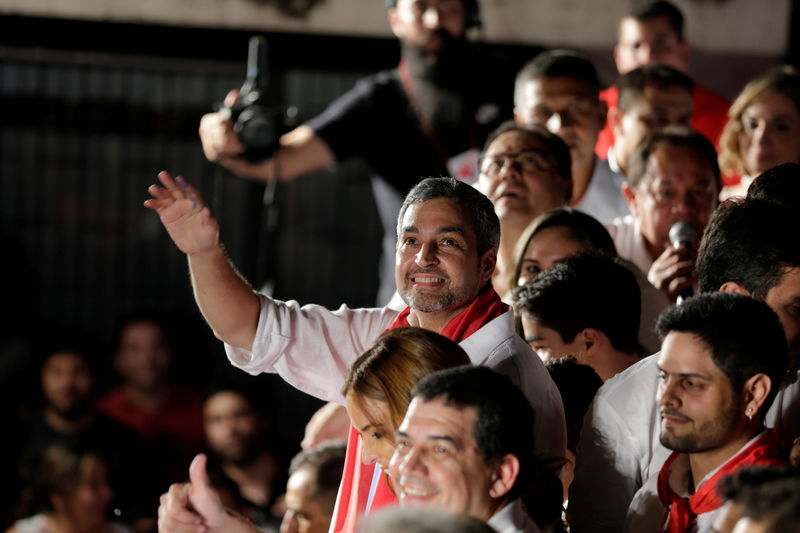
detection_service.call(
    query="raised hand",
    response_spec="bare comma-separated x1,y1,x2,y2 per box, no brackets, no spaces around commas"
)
157,454,233,533
144,171,219,255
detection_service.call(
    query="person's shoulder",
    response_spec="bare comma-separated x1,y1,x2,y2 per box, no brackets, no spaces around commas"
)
596,353,659,402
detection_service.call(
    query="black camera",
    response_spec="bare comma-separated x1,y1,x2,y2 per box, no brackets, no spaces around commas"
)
222,36,284,162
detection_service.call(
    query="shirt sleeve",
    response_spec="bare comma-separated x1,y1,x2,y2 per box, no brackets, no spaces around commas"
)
225,293,398,404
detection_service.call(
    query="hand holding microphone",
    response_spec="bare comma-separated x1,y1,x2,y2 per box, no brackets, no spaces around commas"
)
647,221,698,303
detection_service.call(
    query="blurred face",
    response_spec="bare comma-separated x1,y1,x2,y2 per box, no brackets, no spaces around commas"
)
626,144,718,260
56,458,113,532
478,131,570,221
395,198,494,316
613,84,693,173
657,332,742,454
203,391,260,464
42,352,93,419
763,267,800,369
738,90,800,176
280,467,333,533
515,76,604,186
388,0,466,52
614,16,689,75
345,392,396,471
516,226,585,287
115,321,171,393
390,397,497,521
520,316,582,362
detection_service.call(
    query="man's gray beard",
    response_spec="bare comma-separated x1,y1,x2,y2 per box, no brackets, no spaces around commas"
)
399,286,455,314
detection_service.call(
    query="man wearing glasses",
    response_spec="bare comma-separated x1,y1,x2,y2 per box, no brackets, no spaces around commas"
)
475,121,572,299
607,125,720,302
513,49,629,223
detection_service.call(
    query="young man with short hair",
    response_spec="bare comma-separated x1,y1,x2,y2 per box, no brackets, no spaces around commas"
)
513,253,641,381
625,293,788,532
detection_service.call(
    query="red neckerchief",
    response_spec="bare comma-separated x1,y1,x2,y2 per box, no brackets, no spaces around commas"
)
657,429,785,533
331,287,508,533
386,286,508,341
397,59,480,164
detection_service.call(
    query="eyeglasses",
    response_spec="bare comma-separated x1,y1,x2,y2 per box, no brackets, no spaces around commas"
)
648,183,717,208
479,149,556,177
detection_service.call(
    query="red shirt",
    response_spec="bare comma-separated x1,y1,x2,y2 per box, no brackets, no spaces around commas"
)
97,383,205,479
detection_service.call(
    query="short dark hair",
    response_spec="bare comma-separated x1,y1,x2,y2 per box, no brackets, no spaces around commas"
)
617,63,694,114
746,163,800,210
655,292,788,417
411,366,563,529
625,0,685,41
626,125,720,190
697,198,800,299
513,253,641,354
723,467,800,533
288,440,347,502
544,357,602,454
481,120,573,184
397,177,500,256
514,49,601,104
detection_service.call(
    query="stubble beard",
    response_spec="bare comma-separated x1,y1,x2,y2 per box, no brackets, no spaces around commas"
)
659,394,741,454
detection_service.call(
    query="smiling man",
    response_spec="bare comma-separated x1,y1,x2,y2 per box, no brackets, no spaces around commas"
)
390,366,563,533
625,293,787,533
148,174,565,533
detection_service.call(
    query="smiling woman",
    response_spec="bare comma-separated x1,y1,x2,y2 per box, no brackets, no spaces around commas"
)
341,327,471,470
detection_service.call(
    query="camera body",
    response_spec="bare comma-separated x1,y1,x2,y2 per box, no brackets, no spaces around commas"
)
224,36,283,162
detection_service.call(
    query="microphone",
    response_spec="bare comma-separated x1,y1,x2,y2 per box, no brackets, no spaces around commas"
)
669,221,696,250
669,221,697,304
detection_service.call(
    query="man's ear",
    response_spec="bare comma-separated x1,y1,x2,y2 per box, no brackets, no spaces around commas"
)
678,41,691,71
581,328,603,358
387,8,405,39
719,282,751,296
622,182,638,216
488,453,520,500
596,100,609,128
743,373,772,419
480,247,498,286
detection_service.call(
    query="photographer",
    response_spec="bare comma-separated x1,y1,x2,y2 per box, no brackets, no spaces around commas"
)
199,0,512,304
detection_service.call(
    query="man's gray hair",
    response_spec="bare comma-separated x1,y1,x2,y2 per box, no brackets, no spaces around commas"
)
396,177,500,255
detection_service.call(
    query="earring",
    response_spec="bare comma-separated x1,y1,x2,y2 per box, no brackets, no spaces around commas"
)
746,407,753,423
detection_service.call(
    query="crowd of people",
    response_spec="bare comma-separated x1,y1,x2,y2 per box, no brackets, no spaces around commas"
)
7,0,800,532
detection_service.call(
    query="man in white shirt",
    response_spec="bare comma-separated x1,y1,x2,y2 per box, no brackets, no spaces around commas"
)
148,173,565,532
625,293,788,533
568,198,800,533
606,125,720,302
390,366,562,533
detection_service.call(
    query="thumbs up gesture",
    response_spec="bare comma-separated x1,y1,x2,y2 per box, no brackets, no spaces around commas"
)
158,454,249,533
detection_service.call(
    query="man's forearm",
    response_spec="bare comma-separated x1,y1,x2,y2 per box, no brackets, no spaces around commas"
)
188,243,260,351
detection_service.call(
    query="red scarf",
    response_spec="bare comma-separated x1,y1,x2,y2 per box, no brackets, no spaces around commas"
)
657,429,785,533
331,288,507,533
